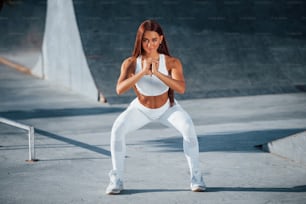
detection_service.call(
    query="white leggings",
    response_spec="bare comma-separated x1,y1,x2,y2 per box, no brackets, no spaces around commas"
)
110,98,201,180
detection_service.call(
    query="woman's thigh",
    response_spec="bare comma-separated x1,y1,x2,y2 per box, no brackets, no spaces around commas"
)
159,103,195,134
112,100,152,136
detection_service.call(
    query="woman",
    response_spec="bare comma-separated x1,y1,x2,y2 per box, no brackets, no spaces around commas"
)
106,20,206,194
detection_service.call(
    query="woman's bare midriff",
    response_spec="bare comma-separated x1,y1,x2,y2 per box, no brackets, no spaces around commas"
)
137,91,169,109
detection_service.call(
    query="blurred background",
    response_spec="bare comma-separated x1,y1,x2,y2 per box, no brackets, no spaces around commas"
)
1,0,305,104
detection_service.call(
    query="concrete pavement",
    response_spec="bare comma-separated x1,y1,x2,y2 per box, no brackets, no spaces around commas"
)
1,64,306,204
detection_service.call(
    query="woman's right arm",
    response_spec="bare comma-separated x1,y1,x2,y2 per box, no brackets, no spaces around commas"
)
116,57,146,95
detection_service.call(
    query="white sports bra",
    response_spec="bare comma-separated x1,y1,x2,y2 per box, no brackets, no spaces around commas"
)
135,54,169,96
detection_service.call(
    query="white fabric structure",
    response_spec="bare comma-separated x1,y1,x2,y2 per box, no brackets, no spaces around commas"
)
33,0,98,101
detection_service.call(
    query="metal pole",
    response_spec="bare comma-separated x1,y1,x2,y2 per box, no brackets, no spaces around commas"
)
31,127,36,160
28,127,32,161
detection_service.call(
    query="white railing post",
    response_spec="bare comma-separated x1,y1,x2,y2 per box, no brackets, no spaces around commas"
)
31,126,36,160
27,126,36,162
0,117,37,162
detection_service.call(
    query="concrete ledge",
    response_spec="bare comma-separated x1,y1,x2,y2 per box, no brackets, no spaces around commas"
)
260,131,306,164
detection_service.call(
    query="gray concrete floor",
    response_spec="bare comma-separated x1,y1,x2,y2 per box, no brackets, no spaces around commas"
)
1,64,306,204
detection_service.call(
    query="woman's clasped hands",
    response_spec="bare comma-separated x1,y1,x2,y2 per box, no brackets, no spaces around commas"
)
142,57,159,76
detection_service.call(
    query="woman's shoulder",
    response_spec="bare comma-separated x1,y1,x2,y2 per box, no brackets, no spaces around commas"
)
121,56,137,75
123,56,137,64
122,56,137,68
164,55,182,67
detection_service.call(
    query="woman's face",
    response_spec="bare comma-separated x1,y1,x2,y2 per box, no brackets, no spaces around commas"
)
141,31,163,55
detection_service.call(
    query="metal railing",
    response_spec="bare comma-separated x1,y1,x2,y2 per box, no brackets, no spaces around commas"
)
0,117,37,162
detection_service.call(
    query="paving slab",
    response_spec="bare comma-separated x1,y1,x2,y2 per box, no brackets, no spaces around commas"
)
1,64,306,204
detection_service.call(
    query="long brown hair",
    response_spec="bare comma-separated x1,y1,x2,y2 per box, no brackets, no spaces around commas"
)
131,20,175,106
132,20,170,57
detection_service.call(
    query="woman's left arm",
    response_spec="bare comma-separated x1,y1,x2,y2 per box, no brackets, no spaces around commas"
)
152,57,186,94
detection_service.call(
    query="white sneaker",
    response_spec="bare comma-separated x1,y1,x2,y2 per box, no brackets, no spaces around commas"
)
190,171,206,192
106,170,123,195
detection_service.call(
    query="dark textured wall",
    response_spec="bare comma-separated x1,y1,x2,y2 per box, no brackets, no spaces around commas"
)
74,0,306,103
0,0,46,67
1,0,305,104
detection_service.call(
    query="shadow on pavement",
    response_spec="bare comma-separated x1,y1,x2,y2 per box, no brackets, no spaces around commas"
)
207,185,306,193
36,128,111,157
0,107,125,120
114,185,306,195
144,129,305,153
120,188,188,195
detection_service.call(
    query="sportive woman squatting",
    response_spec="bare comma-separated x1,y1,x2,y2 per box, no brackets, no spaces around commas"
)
106,20,206,194
106,19,206,195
